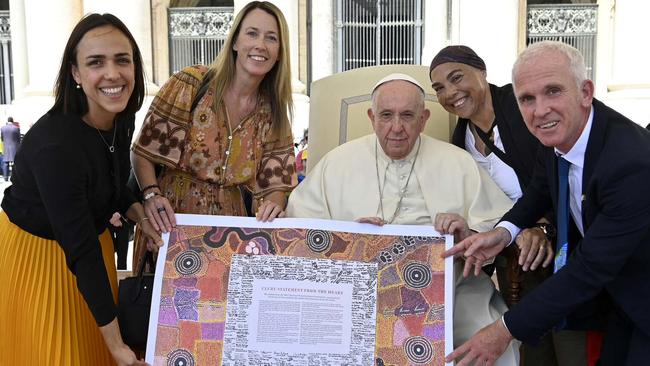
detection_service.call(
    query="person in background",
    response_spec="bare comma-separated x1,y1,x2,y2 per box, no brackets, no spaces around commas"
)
0,13,161,366
286,73,520,365
295,128,308,182
444,41,650,366
429,45,587,366
1,116,21,181
131,1,296,269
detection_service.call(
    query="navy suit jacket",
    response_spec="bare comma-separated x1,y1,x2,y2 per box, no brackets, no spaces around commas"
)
501,99,650,343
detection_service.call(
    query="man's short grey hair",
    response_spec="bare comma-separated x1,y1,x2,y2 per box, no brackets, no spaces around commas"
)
512,41,588,92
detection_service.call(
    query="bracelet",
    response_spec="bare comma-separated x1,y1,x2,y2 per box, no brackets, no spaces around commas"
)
143,191,159,201
141,184,160,193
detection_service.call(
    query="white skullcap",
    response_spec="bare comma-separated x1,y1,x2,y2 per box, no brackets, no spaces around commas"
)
372,73,425,94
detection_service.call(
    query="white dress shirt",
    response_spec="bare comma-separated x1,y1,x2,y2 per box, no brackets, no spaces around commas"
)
465,125,523,202
498,107,594,243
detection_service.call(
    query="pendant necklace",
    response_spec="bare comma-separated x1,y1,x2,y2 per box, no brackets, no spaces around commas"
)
88,119,117,153
375,136,421,224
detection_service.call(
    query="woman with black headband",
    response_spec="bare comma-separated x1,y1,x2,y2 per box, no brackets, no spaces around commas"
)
430,45,588,366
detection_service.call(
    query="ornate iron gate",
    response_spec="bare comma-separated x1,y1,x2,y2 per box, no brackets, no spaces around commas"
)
335,0,423,72
168,7,234,74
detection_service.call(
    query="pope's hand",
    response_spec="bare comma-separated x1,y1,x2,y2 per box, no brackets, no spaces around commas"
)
434,212,472,243
355,217,386,226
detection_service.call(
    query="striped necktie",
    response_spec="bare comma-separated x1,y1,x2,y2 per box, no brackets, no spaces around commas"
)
555,156,570,273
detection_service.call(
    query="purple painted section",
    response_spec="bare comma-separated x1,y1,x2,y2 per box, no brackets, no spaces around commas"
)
173,277,198,287
158,302,178,326
422,323,445,340
201,322,225,340
174,288,199,321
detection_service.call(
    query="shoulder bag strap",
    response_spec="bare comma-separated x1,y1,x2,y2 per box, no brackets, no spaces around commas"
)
191,69,215,113
472,123,515,169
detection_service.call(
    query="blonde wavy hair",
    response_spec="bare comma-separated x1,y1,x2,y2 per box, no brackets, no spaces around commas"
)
208,1,292,139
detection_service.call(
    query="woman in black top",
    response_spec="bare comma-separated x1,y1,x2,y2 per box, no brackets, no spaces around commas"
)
0,14,160,366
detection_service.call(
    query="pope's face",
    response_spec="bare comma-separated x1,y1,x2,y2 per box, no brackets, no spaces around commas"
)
368,80,429,160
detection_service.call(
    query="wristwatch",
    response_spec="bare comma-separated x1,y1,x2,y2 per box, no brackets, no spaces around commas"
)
534,223,556,240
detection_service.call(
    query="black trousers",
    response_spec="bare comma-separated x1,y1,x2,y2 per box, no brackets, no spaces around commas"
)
110,223,133,270
597,307,650,365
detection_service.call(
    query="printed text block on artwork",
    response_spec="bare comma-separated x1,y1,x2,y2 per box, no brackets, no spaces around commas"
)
145,214,453,366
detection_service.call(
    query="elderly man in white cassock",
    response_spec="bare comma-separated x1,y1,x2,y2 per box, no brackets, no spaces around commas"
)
286,73,520,365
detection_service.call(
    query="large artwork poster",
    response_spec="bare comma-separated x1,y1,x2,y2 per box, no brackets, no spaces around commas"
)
146,214,453,366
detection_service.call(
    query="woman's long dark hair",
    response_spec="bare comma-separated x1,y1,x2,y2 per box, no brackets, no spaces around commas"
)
50,13,145,117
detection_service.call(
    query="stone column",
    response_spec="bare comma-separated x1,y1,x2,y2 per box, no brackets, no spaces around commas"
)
8,0,27,101
310,0,334,81
11,0,82,127
600,0,650,125
454,0,519,84
150,0,171,85
421,0,448,68
23,0,82,96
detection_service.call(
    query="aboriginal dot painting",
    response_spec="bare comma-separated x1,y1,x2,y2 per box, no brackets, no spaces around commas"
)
149,218,449,366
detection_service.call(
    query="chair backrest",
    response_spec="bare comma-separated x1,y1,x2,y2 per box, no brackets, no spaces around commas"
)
307,64,455,171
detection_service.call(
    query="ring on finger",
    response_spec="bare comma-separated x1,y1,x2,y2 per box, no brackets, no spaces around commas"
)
157,207,166,213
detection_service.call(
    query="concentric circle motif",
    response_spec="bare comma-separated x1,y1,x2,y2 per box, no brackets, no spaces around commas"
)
174,250,202,276
403,336,434,364
306,229,332,253
167,349,195,366
403,262,432,289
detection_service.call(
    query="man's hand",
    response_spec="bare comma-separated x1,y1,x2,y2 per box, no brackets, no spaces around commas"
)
441,228,511,277
515,227,554,271
445,319,515,366
434,213,473,243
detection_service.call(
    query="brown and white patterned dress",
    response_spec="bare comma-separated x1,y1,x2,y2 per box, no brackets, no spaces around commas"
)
131,65,297,265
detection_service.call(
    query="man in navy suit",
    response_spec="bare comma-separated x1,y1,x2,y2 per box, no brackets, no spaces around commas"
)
443,41,650,365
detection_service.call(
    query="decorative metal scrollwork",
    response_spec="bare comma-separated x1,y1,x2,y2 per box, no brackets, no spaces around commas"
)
169,7,234,38
0,11,11,41
528,4,597,35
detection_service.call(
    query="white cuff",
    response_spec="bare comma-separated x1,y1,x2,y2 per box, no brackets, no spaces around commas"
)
501,315,511,334
496,221,521,246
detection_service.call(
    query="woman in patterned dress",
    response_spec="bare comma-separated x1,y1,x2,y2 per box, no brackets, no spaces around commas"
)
131,1,297,266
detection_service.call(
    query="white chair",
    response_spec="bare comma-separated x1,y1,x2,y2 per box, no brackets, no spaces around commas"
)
307,64,455,171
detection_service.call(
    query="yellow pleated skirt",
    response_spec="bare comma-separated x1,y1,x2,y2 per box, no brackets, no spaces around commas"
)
0,211,118,365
